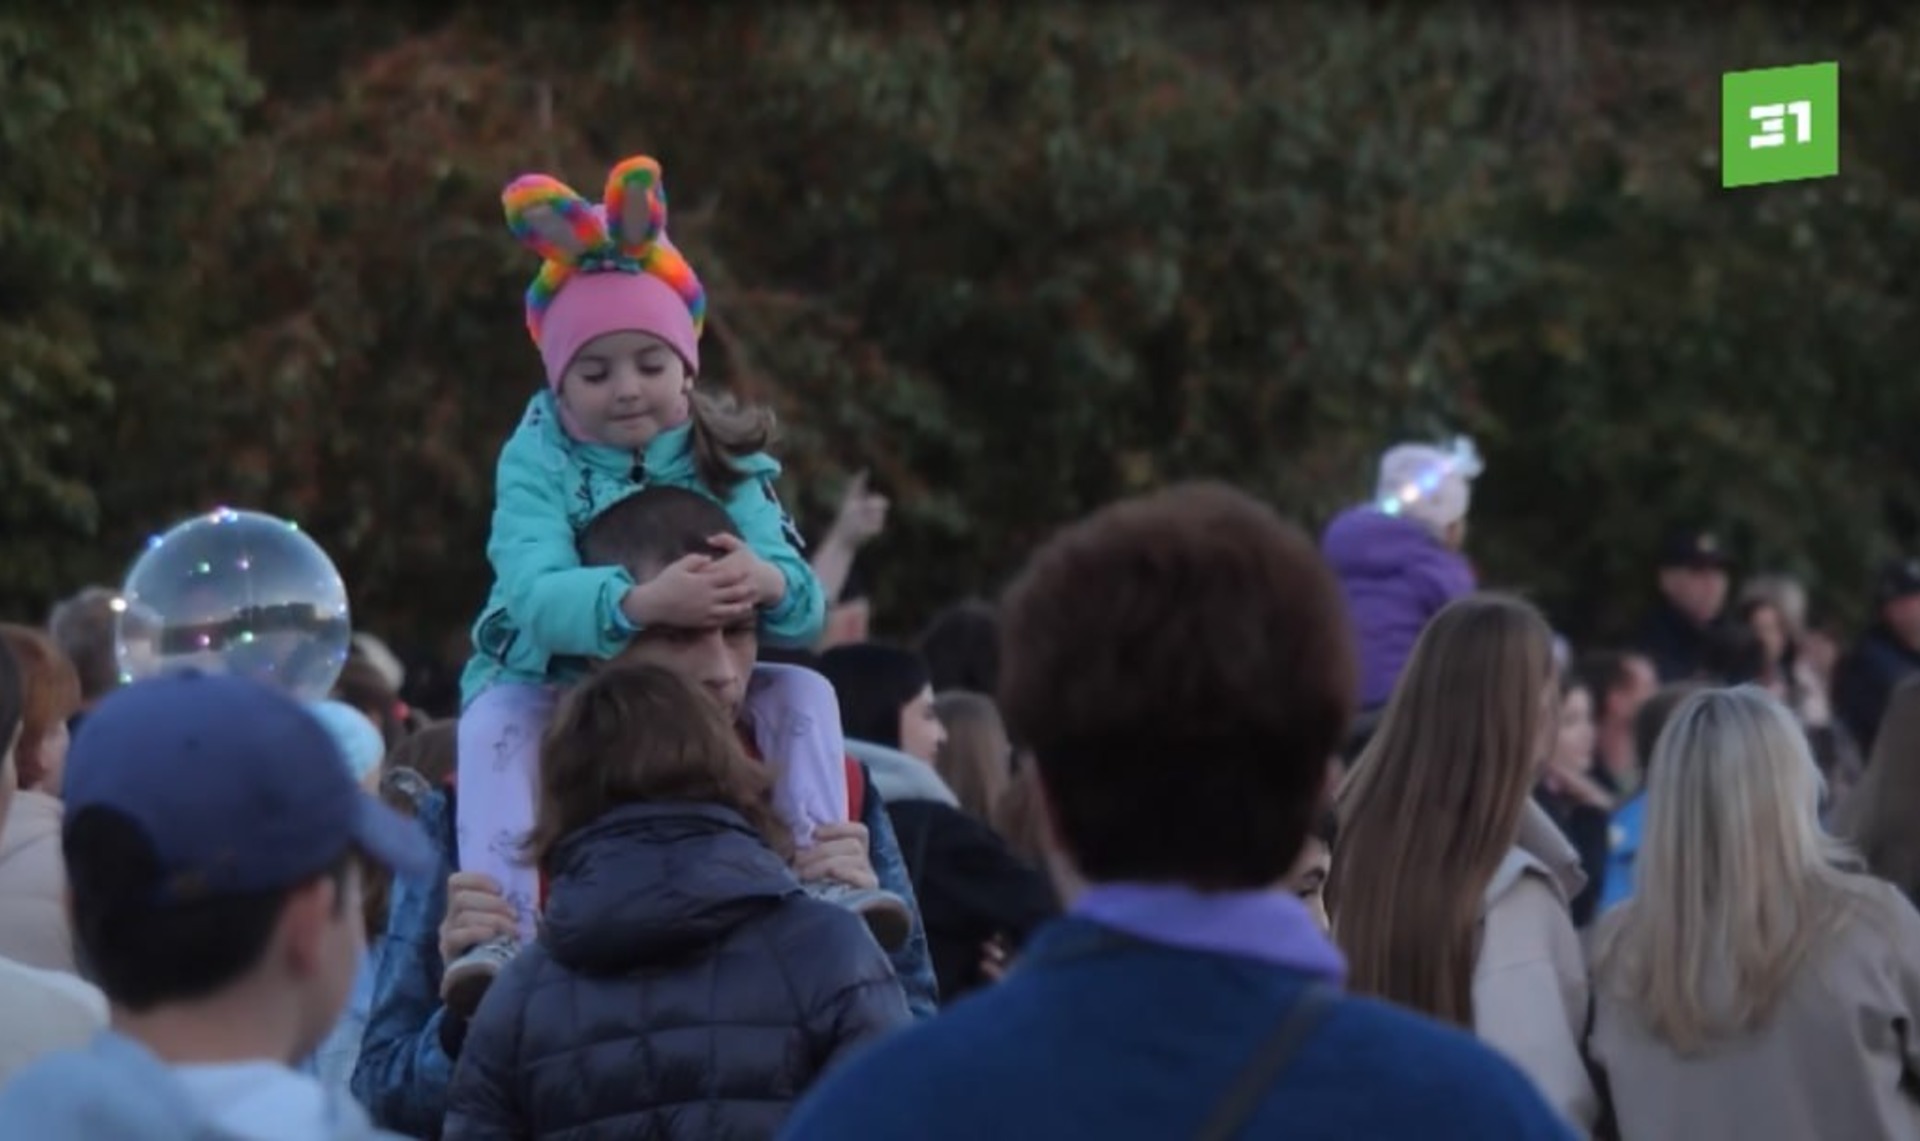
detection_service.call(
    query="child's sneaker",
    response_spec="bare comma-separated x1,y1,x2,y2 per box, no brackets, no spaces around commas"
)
441,935,518,1018
805,880,912,952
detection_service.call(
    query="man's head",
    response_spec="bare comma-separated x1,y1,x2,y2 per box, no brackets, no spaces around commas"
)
1656,528,1732,627
998,482,1356,890
1876,557,1920,651
579,486,756,714
62,673,431,1060
47,585,122,711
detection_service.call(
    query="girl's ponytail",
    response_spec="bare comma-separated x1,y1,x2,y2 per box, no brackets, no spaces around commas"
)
688,388,776,492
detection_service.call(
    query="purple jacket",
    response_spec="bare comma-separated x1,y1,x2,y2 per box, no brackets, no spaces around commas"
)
1321,506,1477,709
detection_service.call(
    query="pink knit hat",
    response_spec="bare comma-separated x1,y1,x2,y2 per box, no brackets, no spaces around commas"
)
502,156,706,385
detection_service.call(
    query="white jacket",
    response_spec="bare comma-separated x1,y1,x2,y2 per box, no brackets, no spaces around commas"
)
1473,799,1598,1137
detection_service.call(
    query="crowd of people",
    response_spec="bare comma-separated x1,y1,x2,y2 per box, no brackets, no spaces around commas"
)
0,153,1918,1139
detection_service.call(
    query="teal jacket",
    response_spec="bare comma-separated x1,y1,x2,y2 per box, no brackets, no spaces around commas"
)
461,392,825,707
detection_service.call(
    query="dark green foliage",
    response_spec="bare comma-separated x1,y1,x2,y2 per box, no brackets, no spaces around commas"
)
4,4,1917,650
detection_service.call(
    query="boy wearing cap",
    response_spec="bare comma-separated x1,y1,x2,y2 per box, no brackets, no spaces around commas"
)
0,672,433,1140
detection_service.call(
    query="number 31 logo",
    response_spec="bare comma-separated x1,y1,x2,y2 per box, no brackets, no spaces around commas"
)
1722,63,1838,188
1748,101,1812,148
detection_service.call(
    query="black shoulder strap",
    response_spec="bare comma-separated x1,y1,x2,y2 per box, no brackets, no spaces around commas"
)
1584,985,1622,1140
1191,982,1338,1141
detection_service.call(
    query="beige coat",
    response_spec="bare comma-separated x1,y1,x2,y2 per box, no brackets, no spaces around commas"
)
1589,876,1920,1141
0,953,105,1087
0,791,76,974
1474,799,1598,1136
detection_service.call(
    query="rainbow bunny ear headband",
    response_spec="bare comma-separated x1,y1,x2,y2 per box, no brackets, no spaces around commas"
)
502,156,707,385
1375,436,1484,521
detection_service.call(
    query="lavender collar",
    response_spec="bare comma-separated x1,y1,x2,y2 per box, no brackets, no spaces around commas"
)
1072,882,1346,984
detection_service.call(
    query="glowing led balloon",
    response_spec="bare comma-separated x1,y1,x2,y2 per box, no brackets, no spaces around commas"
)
116,508,351,701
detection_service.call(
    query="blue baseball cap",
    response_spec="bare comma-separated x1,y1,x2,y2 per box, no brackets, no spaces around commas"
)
63,672,435,905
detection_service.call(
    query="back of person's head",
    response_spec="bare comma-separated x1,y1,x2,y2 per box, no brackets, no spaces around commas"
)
815,643,931,749
1575,649,1623,696
1634,682,1708,783
61,673,428,1035
528,662,790,872
1707,605,1769,684
579,485,741,582
915,600,1000,696
930,691,1011,821
997,481,1354,890
1596,686,1861,1053
332,654,404,748
349,632,407,693
0,624,81,792
1331,592,1555,1026
46,585,121,707
1740,573,1809,638
1834,676,1920,893
382,718,457,795
1575,649,1646,718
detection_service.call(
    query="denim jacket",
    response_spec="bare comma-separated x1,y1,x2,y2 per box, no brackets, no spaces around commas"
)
352,773,938,1137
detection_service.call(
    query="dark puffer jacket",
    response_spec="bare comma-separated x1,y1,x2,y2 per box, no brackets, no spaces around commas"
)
442,802,912,1140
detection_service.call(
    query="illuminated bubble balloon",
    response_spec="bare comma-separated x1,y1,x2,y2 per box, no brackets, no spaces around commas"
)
116,508,352,702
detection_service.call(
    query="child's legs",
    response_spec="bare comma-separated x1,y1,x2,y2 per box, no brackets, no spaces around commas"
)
455,682,557,943
745,662,850,851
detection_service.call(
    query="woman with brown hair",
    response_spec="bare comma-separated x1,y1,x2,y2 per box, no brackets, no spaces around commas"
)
0,625,82,973
930,691,1012,822
443,663,910,1140
1834,674,1920,904
1330,593,1596,1134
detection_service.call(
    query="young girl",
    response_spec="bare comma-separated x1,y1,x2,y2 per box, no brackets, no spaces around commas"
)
443,663,911,1139
448,155,906,1010
1320,437,1482,714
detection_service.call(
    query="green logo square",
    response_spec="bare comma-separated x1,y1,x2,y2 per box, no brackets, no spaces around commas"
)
1722,63,1839,188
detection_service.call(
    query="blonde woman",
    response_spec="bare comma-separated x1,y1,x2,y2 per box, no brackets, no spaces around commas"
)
1330,593,1596,1134
1590,687,1920,1139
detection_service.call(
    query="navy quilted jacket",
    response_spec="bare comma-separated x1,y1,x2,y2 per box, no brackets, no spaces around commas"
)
442,802,911,1140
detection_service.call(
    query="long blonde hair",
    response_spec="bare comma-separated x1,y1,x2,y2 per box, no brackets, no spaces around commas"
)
1833,675,1920,899
1328,593,1556,1026
1593,686,1865,1053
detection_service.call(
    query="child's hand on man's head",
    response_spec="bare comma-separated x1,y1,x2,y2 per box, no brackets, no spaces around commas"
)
622,552,755,629
706,533,787,608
